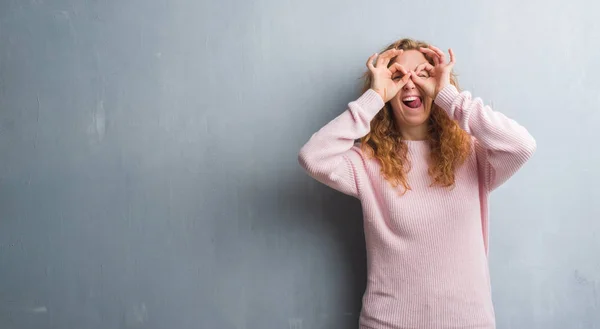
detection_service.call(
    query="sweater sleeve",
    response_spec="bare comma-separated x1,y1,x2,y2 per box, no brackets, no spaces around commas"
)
434,84,536,191
298,89,384,198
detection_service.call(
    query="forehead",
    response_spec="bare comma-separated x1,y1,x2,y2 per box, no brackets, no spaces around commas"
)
393,49,429,70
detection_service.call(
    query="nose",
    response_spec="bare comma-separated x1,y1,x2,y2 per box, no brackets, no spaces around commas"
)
403,76,416,90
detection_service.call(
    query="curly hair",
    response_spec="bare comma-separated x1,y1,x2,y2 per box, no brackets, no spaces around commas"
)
359,38,472,193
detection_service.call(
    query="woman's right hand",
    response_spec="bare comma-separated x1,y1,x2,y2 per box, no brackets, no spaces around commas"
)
367,49,412,103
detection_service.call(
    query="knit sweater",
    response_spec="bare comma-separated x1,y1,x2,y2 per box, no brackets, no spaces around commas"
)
298,84,536,329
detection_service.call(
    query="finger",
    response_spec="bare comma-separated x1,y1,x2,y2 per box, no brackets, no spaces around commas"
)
366,53,377,71
448,48,456,67
420,47,440,66
401,71,412,84
415,62,434,75
410,73,426,87
428,45,447,64
376,48,400,67
419,47,436,56
389,63,408,76
394,71,412,88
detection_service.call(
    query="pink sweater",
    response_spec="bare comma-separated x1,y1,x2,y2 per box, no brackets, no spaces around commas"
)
298,84,536,329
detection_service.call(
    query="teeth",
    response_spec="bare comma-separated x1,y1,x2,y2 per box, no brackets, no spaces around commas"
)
403,96,418,101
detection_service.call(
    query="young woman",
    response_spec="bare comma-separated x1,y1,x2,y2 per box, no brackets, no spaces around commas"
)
298,38,536,329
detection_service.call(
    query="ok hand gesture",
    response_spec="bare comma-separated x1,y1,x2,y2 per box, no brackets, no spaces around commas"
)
367,49,412,103
410,46,456,99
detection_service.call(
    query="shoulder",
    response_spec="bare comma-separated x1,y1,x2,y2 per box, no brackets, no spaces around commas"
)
471,137,488,162
454,136,487,178
348,142,367,161
470,136,492,189
343,142,377,170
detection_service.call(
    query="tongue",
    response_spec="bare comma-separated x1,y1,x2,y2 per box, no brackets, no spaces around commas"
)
405,98,422,108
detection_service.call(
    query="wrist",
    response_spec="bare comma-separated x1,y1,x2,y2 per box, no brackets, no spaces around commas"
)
434,83,449,99
370,88,386,102
433,83,459,112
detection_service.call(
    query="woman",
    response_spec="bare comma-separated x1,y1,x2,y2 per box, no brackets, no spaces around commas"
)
298,38,536,329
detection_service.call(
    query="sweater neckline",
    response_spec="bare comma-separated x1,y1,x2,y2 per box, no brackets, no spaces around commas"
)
404,139,429,145
404,140,430,152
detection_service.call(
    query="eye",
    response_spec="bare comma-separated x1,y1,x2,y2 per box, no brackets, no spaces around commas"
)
392,74,403,80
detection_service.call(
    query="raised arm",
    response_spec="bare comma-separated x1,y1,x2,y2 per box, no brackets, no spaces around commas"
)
435,84,536,190
412,45,536,190
298,49,412,197
298,90,383,197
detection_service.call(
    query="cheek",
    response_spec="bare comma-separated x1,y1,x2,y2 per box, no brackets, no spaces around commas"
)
389,97,403,113
425,97,434,113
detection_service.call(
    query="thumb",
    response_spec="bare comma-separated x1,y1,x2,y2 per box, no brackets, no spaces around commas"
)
401,72,412,85
411,74,426,88
394,71,412,89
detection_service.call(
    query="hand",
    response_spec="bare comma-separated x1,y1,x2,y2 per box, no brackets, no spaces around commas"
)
367,49,412,103
410,46,456,99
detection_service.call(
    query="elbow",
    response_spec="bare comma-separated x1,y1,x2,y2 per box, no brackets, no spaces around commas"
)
297,148,326,183
528,136,537,155
519,134,537,162
297,145,313,173
297,145,329,180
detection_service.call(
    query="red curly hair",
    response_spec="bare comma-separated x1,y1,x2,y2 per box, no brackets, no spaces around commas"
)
359,38,472,193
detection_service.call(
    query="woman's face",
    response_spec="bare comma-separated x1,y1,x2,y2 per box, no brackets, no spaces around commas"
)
388,50,433,131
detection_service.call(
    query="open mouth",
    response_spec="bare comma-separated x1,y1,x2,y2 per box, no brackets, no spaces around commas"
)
402,96,423,109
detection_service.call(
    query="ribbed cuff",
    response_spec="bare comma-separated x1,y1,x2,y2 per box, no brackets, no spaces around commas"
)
434,84,460,114
354,89,385,117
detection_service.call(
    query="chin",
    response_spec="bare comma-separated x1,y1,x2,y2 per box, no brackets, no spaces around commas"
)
403,116,429,126
390,94,433,127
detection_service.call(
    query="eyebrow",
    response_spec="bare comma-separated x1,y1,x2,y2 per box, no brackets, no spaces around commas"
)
392,62,430,75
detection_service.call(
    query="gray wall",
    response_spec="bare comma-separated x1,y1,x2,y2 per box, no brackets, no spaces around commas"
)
0,0,598,328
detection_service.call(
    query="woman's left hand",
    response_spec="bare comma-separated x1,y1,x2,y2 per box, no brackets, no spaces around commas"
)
410,46,456,99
